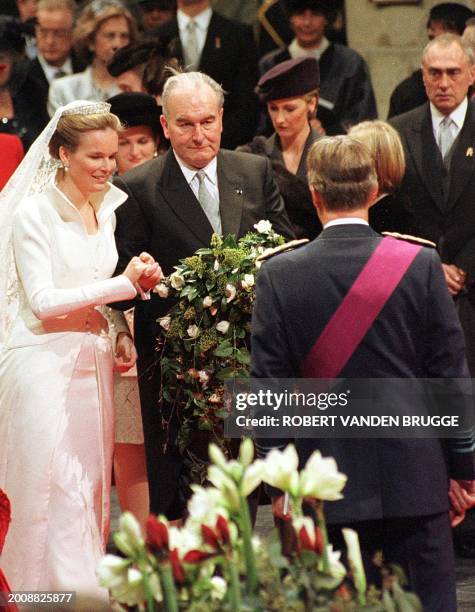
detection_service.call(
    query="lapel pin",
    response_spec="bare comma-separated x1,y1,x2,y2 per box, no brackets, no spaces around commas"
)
235,188,243,196
215,37,221,49
466,147,473,157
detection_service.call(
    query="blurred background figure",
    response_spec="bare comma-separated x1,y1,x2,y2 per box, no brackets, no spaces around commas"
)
0,15,49,150
388,2,473,119
0,133,24,189
106,91,162,530
240,56,322,240
107,40,176,105
16,0,38,58
28,0,86,103
130,0,175,33
259,0,377,135
48,0,138,115
154,0,259,149
348,120,412,235
212,0,257,27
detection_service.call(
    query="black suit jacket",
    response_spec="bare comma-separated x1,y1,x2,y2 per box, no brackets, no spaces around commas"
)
252,224,475,523
387,69,427,119
27,52,86,100
391,101,475,284
155,12,259,149
113,148,293,516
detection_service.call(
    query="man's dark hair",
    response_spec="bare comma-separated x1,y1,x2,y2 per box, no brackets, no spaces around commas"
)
427,3,473,35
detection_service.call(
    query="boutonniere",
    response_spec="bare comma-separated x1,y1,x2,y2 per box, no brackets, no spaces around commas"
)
466,147,473,157
215,36,221,49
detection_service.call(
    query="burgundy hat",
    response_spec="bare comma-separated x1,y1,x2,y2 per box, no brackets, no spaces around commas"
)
256,56,320,103
284,0,335,17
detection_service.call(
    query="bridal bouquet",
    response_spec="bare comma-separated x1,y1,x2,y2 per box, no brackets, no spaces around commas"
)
98,440,421,611
154,222,287,457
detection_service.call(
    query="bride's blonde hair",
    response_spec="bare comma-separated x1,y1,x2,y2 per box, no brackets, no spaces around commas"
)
49,112,122,158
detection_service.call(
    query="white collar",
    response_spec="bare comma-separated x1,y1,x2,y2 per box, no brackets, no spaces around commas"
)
324,218,369,229
174,151,218,185
288,36,330,60
37,53,73,84
49,173,127,227
430,97,468,131
177,7,212,32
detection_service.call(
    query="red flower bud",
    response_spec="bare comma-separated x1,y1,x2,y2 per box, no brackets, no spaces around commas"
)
183,549,216,564
146,515,169,552
216,515,231,545
201,524,219,549
298,525,314,551
170,548,186,584
0,489,11,553
314,526,324,555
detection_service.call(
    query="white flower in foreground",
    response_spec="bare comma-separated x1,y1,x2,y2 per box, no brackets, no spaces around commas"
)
327,544,346,581
216,320,230,334
210,576,227,601
209,443,228,470
207,465,240,511
187,324,200,339
261,445,300,495
170,271,185,289
299,451,347,500
241,460,265,496
225,284,237,303
154,283,169,298
241,274,255,290
187,485,228,529
168,525,201,557
254,219,273,234
198,370,209,384
343,528,367,598
239,437,254,467
203,295,213,308
292,516,316,543
114,512,144,556
159,315,171,331
96,554,129,589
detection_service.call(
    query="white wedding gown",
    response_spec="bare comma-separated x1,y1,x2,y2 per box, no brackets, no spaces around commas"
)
0,178,136,603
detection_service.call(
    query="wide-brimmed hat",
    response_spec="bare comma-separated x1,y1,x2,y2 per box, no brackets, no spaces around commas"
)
256,56,320,103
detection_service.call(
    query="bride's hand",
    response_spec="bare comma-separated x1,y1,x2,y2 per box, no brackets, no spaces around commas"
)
114,332,137,373
123,256,151,284
137,252,163,291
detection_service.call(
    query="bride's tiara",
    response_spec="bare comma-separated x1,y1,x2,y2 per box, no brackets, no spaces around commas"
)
61,101,111,116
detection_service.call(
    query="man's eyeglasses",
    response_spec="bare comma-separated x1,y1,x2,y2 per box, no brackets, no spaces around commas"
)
35,26,72,40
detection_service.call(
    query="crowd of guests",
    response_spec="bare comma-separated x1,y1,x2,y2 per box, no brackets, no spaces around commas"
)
1,1,475,610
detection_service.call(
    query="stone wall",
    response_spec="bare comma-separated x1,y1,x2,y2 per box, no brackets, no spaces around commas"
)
345,0,472,119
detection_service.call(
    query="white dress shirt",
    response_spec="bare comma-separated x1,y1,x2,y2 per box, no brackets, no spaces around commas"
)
288,36,330,61
430,96,468,145
177,7,213,59
324,218,369,229
174,152,220,206
37,53,73,84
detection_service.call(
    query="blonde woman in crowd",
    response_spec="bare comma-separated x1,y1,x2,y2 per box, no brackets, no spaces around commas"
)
48,0,137,115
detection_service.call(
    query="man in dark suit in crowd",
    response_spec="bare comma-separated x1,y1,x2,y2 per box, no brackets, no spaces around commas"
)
152,0,259,149
28,0,85,106
258,0,377,135
251,135,475,611
113,70,294,520
391,33,475,558
388,2,473,119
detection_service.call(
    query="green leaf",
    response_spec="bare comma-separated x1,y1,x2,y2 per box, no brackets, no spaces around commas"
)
195,248,213,255
235,349,251,365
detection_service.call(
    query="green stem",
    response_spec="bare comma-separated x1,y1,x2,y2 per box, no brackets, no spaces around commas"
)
316,503,330,574
239,493,259,595
226,553,242,612
138,556,156,612
159,563,179,612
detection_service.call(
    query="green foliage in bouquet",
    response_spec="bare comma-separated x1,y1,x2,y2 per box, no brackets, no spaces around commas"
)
98,440,422,612
154,221,286,454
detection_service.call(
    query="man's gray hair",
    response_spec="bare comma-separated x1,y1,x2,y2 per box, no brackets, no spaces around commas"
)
161,70,225,118
422,32,474,67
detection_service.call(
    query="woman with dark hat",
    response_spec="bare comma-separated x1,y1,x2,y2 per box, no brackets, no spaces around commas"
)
108,90,162,174
106,91,162,530
0,16,49,150
240,55,322,240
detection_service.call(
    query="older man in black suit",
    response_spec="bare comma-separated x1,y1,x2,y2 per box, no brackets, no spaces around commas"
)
113,70,293,520
152,0,259,149
251,135,475,611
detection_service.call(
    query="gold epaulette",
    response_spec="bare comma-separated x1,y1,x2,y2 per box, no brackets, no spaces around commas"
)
257,0,286,48
382,232,437,248
256,239,309,262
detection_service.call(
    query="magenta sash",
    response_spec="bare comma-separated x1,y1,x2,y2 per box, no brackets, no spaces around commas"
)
300,237,422,379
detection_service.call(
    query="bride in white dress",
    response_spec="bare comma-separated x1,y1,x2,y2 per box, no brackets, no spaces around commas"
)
0,100,160,604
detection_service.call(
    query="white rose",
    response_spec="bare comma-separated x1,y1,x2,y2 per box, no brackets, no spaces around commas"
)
203,296,213,308
254,220,273,234
241,274,255,290
198,370,209,384
153,283,169,298
216,320,230,334
159,315,171,331
225,284,237,303
187,324,200,339
170,272,185,289
299,451,347,501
